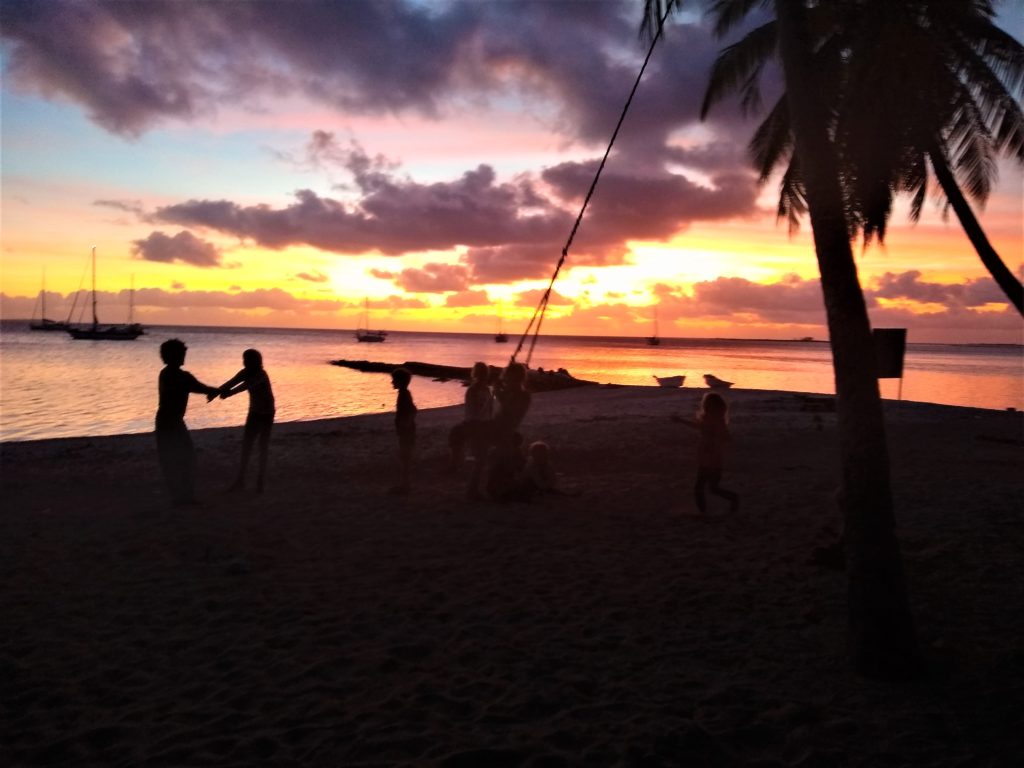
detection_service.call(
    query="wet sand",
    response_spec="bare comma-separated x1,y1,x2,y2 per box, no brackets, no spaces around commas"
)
2,386,1022,766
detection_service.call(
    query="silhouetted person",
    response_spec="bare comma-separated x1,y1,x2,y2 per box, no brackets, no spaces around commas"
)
391,367,416,495
156,339,220,506
672,392,740,514
215,348,275,493
493,361,531,442
497,440,556,501
449,361,494,499
482,361,532,498
487,431,526,500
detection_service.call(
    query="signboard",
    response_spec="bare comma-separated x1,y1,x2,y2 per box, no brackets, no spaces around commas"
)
873,328,907,379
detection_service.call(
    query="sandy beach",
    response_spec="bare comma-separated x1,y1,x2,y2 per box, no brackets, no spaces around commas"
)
2,386,1021,767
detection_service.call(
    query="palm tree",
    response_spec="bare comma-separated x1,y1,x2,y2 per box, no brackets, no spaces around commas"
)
644,0,922,679
700,0,1024,313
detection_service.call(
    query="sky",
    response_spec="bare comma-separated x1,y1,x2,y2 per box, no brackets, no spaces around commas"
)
1,0,1022,343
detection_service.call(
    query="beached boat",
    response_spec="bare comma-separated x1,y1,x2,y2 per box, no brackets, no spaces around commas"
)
704,374,734,389
355,298,388,342
29,269,69,332
67,250,144,341
331,359,596,393
653,374,684,388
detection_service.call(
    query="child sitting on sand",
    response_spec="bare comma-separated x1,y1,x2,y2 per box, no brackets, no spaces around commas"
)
521,441,557,496
215,348,275,493
391,367,417,495
492,440,568,502
672,392,740,514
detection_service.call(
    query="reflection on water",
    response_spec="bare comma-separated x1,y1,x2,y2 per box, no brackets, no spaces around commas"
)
1,321,1021,441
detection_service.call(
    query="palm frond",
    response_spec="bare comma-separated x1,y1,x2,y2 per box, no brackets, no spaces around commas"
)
700,20,777,119
944,31,1024,161
950,10,1024,100
749,95,792,183
639,0,680,41
706,0,771,39
776,159,807,235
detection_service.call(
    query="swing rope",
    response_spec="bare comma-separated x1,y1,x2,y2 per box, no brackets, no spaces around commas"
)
511,5,670,366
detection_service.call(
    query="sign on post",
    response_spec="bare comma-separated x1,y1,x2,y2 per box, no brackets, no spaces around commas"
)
873,328,907,401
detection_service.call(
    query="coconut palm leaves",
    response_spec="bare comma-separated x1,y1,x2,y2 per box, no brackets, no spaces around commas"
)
667,0,1024,313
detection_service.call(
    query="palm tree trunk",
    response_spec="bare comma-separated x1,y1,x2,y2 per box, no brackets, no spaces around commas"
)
927,142,1024,315
774,0,920,680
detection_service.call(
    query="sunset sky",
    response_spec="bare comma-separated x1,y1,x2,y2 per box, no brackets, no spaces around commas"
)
2,0,1021,343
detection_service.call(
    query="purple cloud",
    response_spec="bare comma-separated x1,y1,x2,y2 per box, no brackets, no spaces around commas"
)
397,263,470,293
869,271,1006,308
131,230,222,267
515,288,573,307
445,289,491,307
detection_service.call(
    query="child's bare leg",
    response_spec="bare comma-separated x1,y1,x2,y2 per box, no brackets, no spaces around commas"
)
255,425,271,492
693,471,708,514
708,474,739,512
231,427,256,490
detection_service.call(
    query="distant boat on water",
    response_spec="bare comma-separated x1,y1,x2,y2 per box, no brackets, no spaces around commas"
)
355,298,388,343
646,306,661,346
494,314,508,343
67,248,144,341
29,268,69,332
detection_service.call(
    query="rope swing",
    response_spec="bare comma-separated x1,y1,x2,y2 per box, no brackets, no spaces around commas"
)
511,5,671,366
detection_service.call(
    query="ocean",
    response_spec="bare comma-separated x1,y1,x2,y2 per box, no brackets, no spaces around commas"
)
1,320,1021,442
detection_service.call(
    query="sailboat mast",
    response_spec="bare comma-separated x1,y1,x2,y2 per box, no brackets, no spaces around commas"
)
91,246,98,327
129,274,135,324
41,267,47,319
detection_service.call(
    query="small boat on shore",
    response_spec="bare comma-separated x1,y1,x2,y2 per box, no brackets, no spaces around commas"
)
331,359,596,393
653,374,684,388
704,374,734,389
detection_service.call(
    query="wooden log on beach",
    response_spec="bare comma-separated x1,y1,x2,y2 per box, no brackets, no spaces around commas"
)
329,359,599,392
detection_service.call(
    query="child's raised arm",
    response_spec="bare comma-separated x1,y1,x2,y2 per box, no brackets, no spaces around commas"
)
218,368,249,399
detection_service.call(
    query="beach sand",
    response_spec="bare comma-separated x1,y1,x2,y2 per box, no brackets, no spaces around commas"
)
2,386,1022,767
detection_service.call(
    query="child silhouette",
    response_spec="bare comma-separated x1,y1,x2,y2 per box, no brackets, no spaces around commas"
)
155,339,220,506
216,348,275,493
673,392,740,514
391,367,416,495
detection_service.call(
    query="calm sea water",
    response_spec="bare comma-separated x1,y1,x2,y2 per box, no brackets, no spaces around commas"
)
1,320,1021,442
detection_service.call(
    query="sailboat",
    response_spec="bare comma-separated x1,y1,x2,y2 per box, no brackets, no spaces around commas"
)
67,248,145,340
494,313,508,343
355,298,388,342
29,268,69,331
646,305,661,346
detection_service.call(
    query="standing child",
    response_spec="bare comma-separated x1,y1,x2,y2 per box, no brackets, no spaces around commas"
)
673,392,740,514
215,348,275,493
155,339,221,506
448,361,494,498
391,367,417,494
